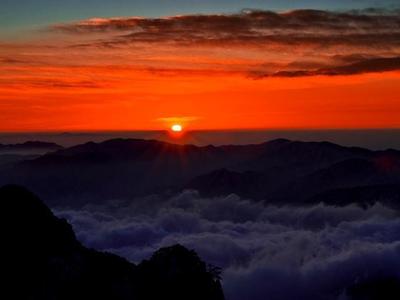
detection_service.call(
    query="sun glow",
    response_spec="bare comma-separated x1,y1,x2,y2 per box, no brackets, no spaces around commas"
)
171,124,183,132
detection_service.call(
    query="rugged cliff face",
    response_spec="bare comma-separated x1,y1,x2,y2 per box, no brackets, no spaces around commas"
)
0,185,224,300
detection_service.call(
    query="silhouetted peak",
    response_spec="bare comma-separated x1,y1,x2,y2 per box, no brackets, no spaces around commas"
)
263,138,370,153
0,186,225,300
40,138,174,161
139,244,225,300
255,138,373,166
0,184,53,220
265,138,292,145
147,244,206,274
29,137,381,168
0,184,79,253
73,138,166,150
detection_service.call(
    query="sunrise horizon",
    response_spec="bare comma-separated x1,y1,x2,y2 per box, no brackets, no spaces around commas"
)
2,2,400,132
3,126,400,134
2,2,400,300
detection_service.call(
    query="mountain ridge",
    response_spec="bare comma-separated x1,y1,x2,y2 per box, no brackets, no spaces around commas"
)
1,138,399,207
0,184,225,300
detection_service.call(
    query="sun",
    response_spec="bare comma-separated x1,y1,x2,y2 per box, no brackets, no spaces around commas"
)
171,124,183,132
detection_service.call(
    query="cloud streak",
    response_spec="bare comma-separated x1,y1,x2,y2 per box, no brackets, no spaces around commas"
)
46,9,400,77
2,8,400,130
51,10,400,47
250,56,400,77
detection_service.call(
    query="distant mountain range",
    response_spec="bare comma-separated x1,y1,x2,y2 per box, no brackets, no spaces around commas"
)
0,141,63,167
0,138,399,207
0,185,224,300
0,141,63,154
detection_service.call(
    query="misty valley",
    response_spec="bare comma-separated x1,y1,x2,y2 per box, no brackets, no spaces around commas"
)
2,138,400,299
3,2,400,298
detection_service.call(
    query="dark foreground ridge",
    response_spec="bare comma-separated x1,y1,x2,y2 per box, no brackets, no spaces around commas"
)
0,185,224,300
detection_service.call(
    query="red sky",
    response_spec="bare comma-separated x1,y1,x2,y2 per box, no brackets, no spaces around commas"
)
1,10,400,131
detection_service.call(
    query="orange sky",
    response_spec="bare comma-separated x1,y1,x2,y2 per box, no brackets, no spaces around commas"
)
1,68,399,131
1,10,400,131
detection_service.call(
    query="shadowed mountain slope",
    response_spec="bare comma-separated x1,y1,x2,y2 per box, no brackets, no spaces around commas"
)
306,184,400,209
184,168,267,199
0,138,399,207
0,185,224,300
0,141,63,167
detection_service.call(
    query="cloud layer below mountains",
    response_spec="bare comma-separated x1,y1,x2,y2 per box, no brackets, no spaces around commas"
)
56,190,400,300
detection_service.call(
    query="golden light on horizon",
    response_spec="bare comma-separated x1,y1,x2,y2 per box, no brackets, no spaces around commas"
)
171,124,183,132
2,9,400,132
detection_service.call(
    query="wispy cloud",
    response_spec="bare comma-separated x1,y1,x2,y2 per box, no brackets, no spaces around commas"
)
45,9,400,77
51,9,400,48
251,56,400,78
1,9,400,130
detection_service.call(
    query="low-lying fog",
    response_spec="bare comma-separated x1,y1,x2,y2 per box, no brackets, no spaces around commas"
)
56,190,400,300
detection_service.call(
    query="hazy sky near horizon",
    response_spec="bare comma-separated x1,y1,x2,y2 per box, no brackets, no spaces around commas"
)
2,129,400,150
1,0,400,131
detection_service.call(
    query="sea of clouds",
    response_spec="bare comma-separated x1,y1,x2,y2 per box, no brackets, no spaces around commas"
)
56,190,400,300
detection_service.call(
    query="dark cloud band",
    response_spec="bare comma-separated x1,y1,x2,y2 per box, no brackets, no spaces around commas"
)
47,9,400,77
249,56,400,77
